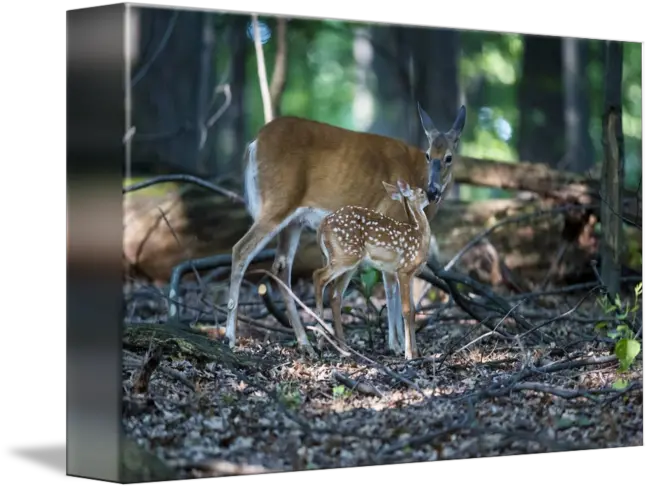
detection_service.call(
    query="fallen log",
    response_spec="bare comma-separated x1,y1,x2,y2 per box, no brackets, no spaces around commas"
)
122,183,641,290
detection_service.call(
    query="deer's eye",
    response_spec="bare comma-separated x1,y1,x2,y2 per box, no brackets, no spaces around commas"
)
445,155,453,165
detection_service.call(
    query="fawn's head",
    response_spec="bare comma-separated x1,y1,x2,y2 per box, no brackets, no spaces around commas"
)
417,103,466,202
382,179,429,212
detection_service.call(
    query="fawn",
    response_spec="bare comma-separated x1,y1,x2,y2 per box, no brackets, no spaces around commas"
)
224,104,465,357
313,179,432,360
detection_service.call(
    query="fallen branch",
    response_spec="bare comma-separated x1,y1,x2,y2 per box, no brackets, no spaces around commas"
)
510,381,641,402
332,371,384,398
123,174,245,204
258,280,290,328
519,286,600,340
126,348,196,393
249,269,425,396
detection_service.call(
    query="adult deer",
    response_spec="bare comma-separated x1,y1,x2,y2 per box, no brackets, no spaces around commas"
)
314,179,432,359
225,103,466,357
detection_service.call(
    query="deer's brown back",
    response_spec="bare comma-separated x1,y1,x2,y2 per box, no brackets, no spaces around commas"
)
253,116,429,222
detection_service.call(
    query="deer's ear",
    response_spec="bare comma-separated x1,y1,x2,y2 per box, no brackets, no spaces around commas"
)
417,102,438,138
396,179,412,196
382,181,402,201
448,105,467,138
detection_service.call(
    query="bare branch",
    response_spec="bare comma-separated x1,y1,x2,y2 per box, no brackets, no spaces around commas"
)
251,14,274,123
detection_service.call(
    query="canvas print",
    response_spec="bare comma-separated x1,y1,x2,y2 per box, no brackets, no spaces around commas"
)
115,3,642,481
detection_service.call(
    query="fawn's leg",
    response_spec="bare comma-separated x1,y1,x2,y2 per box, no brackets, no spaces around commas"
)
314,260,355,349
398,272,419,360
382,272,404,354
330,269,356,344
272,222,315,356
226,211,297,349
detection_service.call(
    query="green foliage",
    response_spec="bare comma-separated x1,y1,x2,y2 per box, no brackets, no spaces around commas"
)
359,266,380,298
332,384,352,400
238,17,641,200
595,283,642,386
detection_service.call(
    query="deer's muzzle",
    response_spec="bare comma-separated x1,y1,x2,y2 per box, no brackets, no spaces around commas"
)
428,158,443,202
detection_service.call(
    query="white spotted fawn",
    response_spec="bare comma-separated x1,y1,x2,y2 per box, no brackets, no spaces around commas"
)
313,179,432,359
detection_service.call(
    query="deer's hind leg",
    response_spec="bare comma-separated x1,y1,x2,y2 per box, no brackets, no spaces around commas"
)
313,258,357,348
271,221,316,356
226,209,300,350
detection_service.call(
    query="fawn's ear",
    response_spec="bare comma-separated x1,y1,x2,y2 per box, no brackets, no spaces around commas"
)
382,181,402,201
396,179,412,197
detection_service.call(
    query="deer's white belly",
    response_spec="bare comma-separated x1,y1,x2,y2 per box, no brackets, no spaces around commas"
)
296,208,331,230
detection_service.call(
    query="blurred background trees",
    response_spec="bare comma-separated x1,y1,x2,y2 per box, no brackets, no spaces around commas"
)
127,8,642,199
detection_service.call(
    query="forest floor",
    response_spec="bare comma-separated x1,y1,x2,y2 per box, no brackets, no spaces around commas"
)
121,277,643,480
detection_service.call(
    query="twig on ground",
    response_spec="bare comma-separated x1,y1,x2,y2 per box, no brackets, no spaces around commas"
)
454,300,525,355
132,344,162,394
125,350,196,393
248,269,425,396
258,279,290,328
519,286,600,340
510,381,642,402
509,276,642,301
123,174,245,204
332,371,384,398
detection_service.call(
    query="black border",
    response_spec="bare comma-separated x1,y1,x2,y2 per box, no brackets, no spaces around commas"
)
65,0,644,481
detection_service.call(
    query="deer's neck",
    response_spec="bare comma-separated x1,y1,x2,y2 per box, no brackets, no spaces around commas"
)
404,200,431,253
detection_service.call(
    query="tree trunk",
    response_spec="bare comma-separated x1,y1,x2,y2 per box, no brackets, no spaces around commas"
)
562,38,594,173
130,9,216,175
367,26,412,142
600,41,625,297
215,15,247,182
269,17,288,117
518,34,565,167
409,27,460,200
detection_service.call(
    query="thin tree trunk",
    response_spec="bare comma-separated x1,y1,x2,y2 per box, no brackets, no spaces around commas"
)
269,17,288,117
562,38,594,173
600,41,624,297
518,34,565,167
251,15,273,123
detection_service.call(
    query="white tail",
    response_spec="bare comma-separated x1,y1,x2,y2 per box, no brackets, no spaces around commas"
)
225,104,466,356
314,179,431,359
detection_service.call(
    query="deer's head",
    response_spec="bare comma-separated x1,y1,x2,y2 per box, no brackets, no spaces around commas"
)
417,103,466,203
382,179,429,211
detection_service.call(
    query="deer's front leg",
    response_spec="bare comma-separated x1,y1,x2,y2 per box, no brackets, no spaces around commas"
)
398,273,419,360
382,272,404,354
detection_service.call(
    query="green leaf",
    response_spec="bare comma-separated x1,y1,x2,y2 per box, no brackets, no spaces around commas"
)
612,378,629,390
635,282,643,298
616,324,630,334
360,267,379,296
594,321,608,331
615,338,641,371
